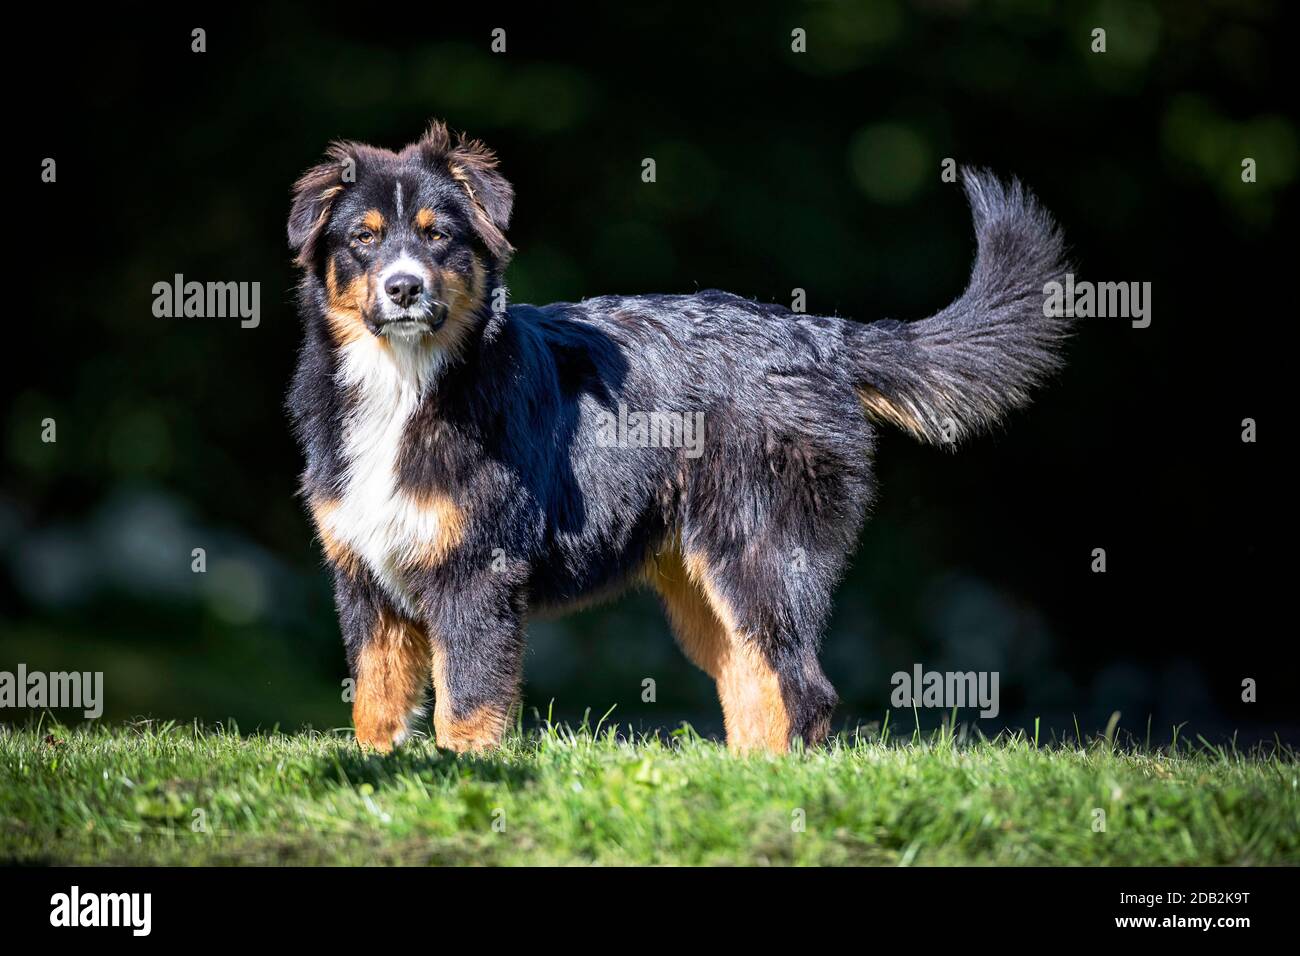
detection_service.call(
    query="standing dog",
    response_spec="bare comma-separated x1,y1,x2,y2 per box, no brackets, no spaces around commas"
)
288,120,1069,753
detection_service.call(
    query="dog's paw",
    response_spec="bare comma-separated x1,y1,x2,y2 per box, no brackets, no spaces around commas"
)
433,706,509,754
435,735,500,755
354,723,409,753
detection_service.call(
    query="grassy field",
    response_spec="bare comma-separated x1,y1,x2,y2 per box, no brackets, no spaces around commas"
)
1,717,1296,866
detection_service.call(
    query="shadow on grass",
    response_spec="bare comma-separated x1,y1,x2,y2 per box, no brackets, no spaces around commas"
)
314,740,540,792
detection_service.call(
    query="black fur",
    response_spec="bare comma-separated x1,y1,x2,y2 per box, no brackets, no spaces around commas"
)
287,120,1070,752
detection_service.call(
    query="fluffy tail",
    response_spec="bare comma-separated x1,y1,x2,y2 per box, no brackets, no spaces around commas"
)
851,169,1071,446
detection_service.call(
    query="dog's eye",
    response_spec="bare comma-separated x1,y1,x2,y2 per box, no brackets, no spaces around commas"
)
423,228,445,242
353,230,375,245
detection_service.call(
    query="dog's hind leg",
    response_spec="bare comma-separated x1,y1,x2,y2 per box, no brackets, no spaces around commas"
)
648,539,836,753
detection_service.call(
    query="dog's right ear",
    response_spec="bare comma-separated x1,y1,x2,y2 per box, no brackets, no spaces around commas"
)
288,143,355,269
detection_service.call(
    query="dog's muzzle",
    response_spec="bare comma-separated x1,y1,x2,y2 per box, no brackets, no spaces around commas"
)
378,301,448,334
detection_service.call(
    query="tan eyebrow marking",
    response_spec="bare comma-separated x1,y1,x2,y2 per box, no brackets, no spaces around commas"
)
361,209,385,233
414,208,437,230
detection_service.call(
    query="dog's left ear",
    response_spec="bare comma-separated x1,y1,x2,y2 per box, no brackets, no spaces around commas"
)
417,121,515,264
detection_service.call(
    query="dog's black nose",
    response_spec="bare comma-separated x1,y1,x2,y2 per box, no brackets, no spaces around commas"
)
384,273,423,308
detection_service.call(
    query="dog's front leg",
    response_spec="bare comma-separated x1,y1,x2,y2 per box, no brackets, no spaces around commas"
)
423,574,525,754
331,568,432,753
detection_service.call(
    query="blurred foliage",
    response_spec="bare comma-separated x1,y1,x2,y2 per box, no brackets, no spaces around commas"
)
3,2,1293,741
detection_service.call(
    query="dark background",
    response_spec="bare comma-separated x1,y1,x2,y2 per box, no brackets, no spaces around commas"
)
4,2,1293,743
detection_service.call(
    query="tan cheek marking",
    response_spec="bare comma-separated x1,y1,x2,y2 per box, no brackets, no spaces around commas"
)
470,256,486,301
309,497,361,576
361,209,386,233
325,259,378,348
430,643,510,753
430,258,486,360
441,265,484,320
400,491,466,568
644,542,793,754
414,207,437,230
353,612,429,752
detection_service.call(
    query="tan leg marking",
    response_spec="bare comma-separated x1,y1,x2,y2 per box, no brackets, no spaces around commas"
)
429,643,512,754
646,541,792,753
353,612,429,752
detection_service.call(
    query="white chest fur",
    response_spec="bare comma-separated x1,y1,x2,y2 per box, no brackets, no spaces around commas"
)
322,333,449,615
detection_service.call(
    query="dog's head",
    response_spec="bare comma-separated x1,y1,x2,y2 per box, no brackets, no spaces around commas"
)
288,120,513,347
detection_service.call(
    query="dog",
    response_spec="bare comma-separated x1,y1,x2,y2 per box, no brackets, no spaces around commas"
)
287,120,1070,754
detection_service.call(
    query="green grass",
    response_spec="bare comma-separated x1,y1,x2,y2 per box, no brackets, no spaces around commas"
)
2,717,1296,865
